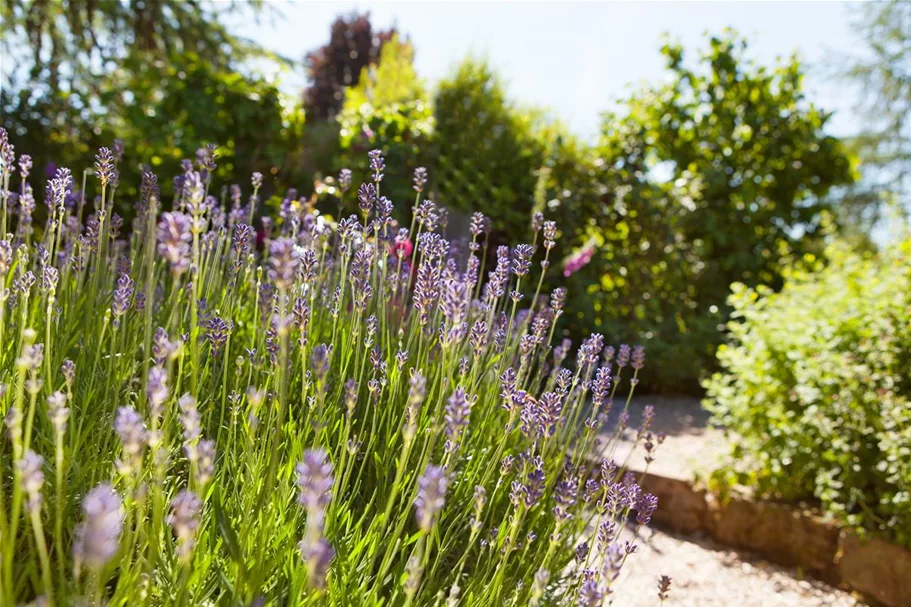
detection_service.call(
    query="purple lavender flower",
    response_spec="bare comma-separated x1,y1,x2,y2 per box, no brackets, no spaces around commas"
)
47,391,70,434
657,575,672,602
531,212,544,233
296,449,334,521
0,239,12,274
111,273,134,323
0,128,14,171
206,316,230,355
357,183,376,215
512,244,534,277
61,359,75,386
300,537,334,590
543,221,557,249
444,387,475,446
178,393,201,443
636,493,658,525
577,334,605,368
94,147,116,187
269,237,299,290
404,166,425,197
338,168,352,194
18,154,32,179
592,366,612,409
414,199,438,231
114,406,148,475
310,344,330,381
157,212,192,277
251,172,263,190
74,483,124,571
17,450,45,512
232,223,254,256
368,149,385,182
553,477,578,522
631,345,645,371
617,344,631,369
168,489,202,564
195,439,215,486
524,457,546,507
578,579,603,607
415,464,448,532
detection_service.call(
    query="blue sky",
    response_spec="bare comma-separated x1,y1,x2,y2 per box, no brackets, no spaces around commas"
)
232,1,865,141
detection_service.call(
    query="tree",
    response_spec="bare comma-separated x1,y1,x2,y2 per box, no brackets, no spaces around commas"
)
433,59,546,245
557,32,855,392
1,0,292,212
303,12,396,121
841,0,911,230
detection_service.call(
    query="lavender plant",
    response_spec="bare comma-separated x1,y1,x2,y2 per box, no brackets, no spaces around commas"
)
0,129,662,605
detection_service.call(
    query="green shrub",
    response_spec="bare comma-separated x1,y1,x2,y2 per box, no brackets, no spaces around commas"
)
433,59,545,244
704,240,911,546
336,36,435,217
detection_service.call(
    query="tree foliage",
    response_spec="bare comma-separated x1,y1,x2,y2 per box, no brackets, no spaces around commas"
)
336,35,434,212
840,0,911,229
433,59,545,246
302,12,396,121
555,33,855,391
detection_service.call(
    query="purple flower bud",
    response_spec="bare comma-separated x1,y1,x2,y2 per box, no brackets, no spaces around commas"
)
94,147,116,186
157,212,192,277
357,183,376,215
251,172,263,190
269,237,299,290
0,127,13,170
413,166,428,193
617,344,631,368
195,439,215,486
631,345,645,370
636,493,658,526
18,154,32,179
18,450,45,512
114,406,147,474
531,212,544,233
178,393,201,443
657,575,672,601
74,483,124,571
310,344,331,380
300,537,334,590
444,387,476,447
206,316,231,355
512,244,534,277
168,489,202,563
296,449,334,521
61,359,75,386
368,149,385,182
338,168,352,193
112,273,134,321
415,464,448,532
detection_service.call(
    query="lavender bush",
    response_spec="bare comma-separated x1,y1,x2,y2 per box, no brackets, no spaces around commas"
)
0,128,662,605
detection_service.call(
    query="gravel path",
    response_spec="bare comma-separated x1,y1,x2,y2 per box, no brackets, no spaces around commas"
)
598,396,867,606
610,526,865,607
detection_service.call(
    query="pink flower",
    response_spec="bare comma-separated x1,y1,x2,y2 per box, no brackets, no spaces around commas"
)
563,242,597,277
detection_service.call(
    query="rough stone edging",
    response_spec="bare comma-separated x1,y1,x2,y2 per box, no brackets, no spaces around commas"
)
635,470,911,607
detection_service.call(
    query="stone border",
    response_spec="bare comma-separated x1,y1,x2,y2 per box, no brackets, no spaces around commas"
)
637,471,911,607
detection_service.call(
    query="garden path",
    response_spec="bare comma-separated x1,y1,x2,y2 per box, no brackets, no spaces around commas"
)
599,396,866,606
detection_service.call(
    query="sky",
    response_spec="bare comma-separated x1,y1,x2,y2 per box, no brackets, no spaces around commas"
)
229,1,867,142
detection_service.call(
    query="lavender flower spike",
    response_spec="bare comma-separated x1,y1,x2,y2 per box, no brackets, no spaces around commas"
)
74,483,124,571
415,464,449,532
168,489,203,564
